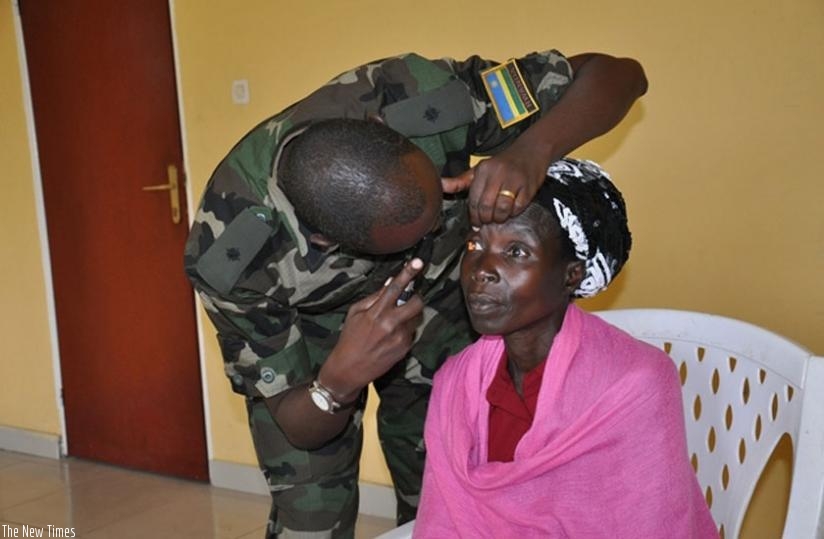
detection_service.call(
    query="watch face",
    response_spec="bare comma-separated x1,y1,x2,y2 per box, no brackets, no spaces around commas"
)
310,388,332,412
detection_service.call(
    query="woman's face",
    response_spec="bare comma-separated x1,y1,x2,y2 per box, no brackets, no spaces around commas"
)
460,208,578,337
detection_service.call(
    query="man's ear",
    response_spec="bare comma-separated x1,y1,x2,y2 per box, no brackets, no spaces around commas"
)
564,261,585,293
309,233,337,251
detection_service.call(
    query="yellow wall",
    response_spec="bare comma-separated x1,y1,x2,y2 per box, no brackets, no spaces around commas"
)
2,0,822,533
0,1,60,435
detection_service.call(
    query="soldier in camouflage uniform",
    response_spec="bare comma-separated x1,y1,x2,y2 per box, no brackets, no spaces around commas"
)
185,50,646,538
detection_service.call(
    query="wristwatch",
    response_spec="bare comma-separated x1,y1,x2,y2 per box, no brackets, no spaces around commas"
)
308,380,355,414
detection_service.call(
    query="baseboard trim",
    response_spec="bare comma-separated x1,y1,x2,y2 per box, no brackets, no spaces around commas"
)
0,425,61,459
208,458,269,495
208,459,396,519
357,481,397,519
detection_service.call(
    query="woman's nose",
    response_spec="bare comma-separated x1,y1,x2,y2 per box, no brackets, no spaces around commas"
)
471,255,499,283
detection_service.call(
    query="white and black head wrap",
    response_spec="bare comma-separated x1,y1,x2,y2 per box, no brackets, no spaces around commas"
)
534,158,632,298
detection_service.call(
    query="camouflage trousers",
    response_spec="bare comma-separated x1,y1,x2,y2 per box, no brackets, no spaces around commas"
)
246,361,431,539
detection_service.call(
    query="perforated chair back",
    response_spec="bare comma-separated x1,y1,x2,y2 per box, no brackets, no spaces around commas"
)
594,309,824,539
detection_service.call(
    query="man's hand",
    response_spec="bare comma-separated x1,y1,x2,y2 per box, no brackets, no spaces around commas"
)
266,259,426,449
317,258,426,403
442,142,549,226
443,52,647,227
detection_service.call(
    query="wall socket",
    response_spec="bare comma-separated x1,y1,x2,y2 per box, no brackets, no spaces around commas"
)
231,79,250,105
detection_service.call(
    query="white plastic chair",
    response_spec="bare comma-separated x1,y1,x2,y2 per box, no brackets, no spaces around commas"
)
376,309,824,539
594,309,824,539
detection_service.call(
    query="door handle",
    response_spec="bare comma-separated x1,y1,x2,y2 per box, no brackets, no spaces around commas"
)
142,164,181,224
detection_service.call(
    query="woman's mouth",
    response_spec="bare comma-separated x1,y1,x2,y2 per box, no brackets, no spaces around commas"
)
465,292,504,316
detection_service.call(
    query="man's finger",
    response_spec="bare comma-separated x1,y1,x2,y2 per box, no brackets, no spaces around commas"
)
376,258,424,310
441,169,474,194
470,178,504,225
350,284,387,312
492,191,519,223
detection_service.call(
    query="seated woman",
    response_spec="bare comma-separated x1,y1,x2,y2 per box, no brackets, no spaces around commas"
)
416,159,717,538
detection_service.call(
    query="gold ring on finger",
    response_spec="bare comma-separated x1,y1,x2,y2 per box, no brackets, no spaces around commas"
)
497,189,517,200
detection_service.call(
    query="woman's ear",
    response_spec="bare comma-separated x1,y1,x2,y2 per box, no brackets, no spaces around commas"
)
564,261,585,293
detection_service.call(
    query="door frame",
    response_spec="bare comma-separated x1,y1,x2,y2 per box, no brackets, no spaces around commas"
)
11,0,65,458
169,0,216,469
11,0,214,467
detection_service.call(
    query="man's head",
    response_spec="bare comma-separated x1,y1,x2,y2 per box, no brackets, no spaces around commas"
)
278,118,442,254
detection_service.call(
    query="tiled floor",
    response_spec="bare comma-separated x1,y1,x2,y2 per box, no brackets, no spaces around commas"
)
0,449,395,538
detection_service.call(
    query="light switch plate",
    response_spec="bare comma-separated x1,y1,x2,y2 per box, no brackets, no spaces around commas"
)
232,79,250,105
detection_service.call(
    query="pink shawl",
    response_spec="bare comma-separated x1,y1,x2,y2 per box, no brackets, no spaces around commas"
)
416,305,717,538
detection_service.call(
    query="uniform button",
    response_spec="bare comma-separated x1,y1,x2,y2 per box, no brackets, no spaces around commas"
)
232,374,244,386
260,367,275,383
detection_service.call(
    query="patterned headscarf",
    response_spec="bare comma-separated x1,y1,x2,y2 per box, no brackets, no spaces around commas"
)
534,158,632,298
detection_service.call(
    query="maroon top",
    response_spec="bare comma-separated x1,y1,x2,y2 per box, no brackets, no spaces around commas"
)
486,353,546,462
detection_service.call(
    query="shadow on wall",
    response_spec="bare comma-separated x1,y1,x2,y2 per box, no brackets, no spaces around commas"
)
577,101,647,164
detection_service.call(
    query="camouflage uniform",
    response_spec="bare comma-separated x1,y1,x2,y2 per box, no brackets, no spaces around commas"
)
185,50,573,538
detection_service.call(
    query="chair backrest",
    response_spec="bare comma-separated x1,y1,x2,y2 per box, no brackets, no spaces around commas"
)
594,309,824,539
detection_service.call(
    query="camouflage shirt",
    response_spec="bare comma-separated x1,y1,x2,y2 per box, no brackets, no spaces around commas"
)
184,50,573,399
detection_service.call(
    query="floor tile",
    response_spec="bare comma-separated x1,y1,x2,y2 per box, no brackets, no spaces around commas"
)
355,514,396,538
0,450,395,538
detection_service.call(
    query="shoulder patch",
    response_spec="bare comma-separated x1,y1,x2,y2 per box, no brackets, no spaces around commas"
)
481,59,540,129
195,207,273,295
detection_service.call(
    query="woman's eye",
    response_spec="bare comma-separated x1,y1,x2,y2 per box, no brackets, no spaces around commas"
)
466,239,482,252
507,245,529,258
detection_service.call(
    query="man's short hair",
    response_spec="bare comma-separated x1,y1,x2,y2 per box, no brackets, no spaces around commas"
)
278,118,427,252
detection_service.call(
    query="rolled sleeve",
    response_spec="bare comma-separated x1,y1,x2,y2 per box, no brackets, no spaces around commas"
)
200,292,314,399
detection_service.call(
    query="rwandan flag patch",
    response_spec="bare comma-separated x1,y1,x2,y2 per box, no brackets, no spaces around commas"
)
481,59,540,129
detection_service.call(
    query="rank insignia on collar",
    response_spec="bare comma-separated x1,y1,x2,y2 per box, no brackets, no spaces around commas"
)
481,59,540,129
